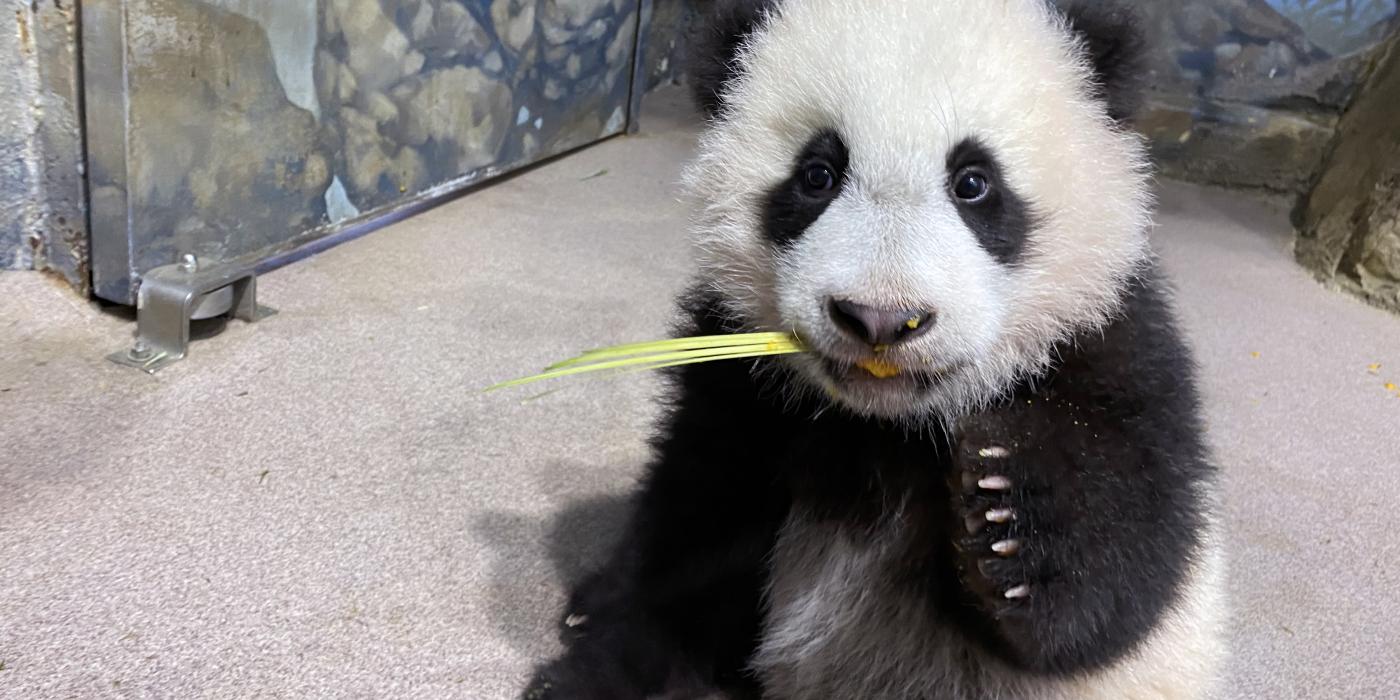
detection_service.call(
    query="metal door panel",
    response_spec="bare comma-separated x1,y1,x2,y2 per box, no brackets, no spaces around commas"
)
85,0,644,304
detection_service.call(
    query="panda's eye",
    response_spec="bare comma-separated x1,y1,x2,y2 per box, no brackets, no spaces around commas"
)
952,168,992,203
801,163,837,194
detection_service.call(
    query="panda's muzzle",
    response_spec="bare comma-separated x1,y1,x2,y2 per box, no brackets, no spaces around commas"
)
826,298,937,348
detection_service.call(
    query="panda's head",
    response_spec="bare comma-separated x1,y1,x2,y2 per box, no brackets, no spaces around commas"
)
683,0,1153,423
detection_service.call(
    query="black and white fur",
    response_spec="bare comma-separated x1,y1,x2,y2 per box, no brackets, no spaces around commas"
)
527,1,1224,698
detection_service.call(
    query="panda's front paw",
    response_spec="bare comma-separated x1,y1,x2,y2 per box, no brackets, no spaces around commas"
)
951,441,1048,619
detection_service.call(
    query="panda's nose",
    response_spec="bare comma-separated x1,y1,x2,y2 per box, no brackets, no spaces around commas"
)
827,298,937,347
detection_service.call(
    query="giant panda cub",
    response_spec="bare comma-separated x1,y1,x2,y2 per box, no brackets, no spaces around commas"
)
529,0,1225,698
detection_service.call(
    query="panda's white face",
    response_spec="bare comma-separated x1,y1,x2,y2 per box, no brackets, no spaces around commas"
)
683,0,1153,422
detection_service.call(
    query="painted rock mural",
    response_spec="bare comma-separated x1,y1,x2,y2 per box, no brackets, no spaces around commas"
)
85,0,641,304
1131,0,1398,193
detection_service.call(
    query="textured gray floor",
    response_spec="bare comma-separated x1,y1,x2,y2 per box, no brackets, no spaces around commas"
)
3,89,1399,699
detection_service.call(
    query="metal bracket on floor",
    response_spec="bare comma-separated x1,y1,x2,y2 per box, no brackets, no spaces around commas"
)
107,255,277,374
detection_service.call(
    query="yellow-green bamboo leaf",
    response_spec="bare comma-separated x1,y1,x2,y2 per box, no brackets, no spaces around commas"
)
548,339,803,372
547,333,801,371
486,343,804,392
618,348,800,375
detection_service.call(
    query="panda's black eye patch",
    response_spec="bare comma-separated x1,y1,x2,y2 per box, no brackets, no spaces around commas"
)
946,138,1038,265
763,130,849,245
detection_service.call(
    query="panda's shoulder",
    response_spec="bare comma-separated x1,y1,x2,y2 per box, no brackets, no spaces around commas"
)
1081,267,1197,394
1046,264,1206,448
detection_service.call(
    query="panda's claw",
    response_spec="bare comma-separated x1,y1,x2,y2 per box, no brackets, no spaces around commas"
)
978,446,1012,459
978,475,1013,491
1004,584,1031,600
992,539,1021,556
965,507,1016,534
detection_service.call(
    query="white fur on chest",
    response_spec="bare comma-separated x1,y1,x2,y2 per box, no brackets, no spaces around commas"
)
753,509,1226,700
753,507,1025,700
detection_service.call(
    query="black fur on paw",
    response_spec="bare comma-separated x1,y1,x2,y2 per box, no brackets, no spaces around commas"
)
951,442,1042,618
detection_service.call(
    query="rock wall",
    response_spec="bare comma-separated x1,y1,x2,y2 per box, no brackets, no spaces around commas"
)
86,0,642,304
1295,30,1400,312
1,1,87,292
1131,0,1397,194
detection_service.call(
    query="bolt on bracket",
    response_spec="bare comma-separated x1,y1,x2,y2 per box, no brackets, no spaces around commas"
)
107,257,276,373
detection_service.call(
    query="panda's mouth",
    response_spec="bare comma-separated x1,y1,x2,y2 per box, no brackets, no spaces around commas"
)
816,354,965,392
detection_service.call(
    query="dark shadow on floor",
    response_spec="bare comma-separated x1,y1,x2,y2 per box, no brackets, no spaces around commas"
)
542,489,634,589
473,468,635,660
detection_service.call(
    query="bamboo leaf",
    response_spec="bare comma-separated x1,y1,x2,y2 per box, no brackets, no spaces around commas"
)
486,334,806,393
548,333,800,370
548,340,802,372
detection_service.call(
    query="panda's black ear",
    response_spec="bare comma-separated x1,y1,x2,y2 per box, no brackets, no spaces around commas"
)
1058,2,1147,122
688,0,780,118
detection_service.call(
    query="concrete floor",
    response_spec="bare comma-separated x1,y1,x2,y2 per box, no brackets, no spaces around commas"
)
2,89,1399,699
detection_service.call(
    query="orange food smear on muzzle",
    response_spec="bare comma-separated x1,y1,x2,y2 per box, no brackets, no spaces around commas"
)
856,358,902,379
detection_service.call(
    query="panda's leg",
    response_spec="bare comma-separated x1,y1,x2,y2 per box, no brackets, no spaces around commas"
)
523,546,675,700
945,394,1211,678
525,445,780,700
